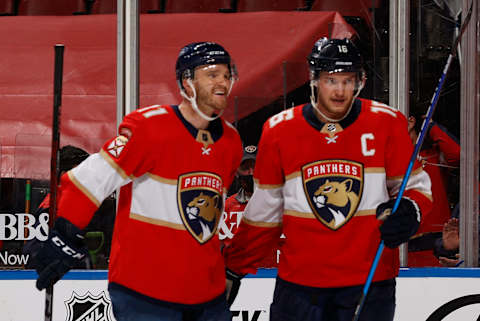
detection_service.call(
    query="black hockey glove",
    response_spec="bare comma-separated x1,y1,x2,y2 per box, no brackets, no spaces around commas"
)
225,269,244,308
24,217,87,290
376,198,421,249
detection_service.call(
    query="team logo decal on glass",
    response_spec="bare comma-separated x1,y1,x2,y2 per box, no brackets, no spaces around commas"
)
177,172,223,243
302,160,363,230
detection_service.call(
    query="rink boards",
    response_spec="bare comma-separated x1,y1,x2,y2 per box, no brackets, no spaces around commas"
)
1,268,480,321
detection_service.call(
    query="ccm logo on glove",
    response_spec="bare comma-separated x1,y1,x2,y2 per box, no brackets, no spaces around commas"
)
51,236,85,259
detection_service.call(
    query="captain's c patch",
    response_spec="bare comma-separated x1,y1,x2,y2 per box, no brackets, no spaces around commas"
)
302,160,364,230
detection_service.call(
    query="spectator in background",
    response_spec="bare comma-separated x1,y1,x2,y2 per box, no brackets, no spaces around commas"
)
221,145,257,248
406,113,460,267
433,185,480,266
434,211,460,266
221,145,283,268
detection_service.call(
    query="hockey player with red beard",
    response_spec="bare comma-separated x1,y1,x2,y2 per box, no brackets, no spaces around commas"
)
24,42,243,321
224,38,433,321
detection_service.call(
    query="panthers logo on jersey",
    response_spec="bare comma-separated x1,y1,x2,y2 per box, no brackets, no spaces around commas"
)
177,172,223,244
302,160,363,230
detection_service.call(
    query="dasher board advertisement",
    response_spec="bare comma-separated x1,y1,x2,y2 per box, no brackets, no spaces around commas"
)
0,269,480,321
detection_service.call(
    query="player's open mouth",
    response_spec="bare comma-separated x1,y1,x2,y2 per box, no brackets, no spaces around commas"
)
331,98,345,105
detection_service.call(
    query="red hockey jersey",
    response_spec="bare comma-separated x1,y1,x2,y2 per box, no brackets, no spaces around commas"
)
57,105,243,304
224,99,433,288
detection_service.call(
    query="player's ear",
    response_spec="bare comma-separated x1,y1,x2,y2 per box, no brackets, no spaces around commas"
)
182,78,193,95
359,75,366,89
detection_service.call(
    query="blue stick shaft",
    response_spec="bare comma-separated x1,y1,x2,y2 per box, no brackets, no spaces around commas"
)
352,3,472,319
351,55,453,321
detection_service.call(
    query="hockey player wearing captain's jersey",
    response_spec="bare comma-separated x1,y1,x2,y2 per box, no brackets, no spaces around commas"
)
24,42,243,321
224,38,433,321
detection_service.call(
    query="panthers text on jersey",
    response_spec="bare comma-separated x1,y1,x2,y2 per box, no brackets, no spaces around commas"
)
57,104,243,305
224,98,432,288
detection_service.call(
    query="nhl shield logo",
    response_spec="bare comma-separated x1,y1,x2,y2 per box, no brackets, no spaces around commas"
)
178,172,223,244
64,291,112,321
302,160,363,230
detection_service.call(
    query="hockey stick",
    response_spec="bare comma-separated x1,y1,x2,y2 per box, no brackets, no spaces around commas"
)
352,3,473,321
44,44,64,321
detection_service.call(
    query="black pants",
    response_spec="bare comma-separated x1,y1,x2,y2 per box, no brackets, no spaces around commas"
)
269,277,395,321
108,283,231,321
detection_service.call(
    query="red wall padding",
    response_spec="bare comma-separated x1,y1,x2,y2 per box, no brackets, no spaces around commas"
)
0,12,354,178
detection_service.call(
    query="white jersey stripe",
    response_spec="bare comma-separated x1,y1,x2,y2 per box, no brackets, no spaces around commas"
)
282,172,390,214
100,149,130,180
387,169,432,199
130,175,183,225
243,187,283,224
249,169,427,224
70,153,130,206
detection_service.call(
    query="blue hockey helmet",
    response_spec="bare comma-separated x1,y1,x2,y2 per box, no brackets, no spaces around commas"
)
175,42,237,90
307,38,364,80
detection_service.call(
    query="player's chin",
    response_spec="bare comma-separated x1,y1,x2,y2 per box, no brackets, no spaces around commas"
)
212,98,228,110
327,104,347,114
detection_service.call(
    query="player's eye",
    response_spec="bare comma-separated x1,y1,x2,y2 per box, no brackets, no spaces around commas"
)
326,78,337,85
